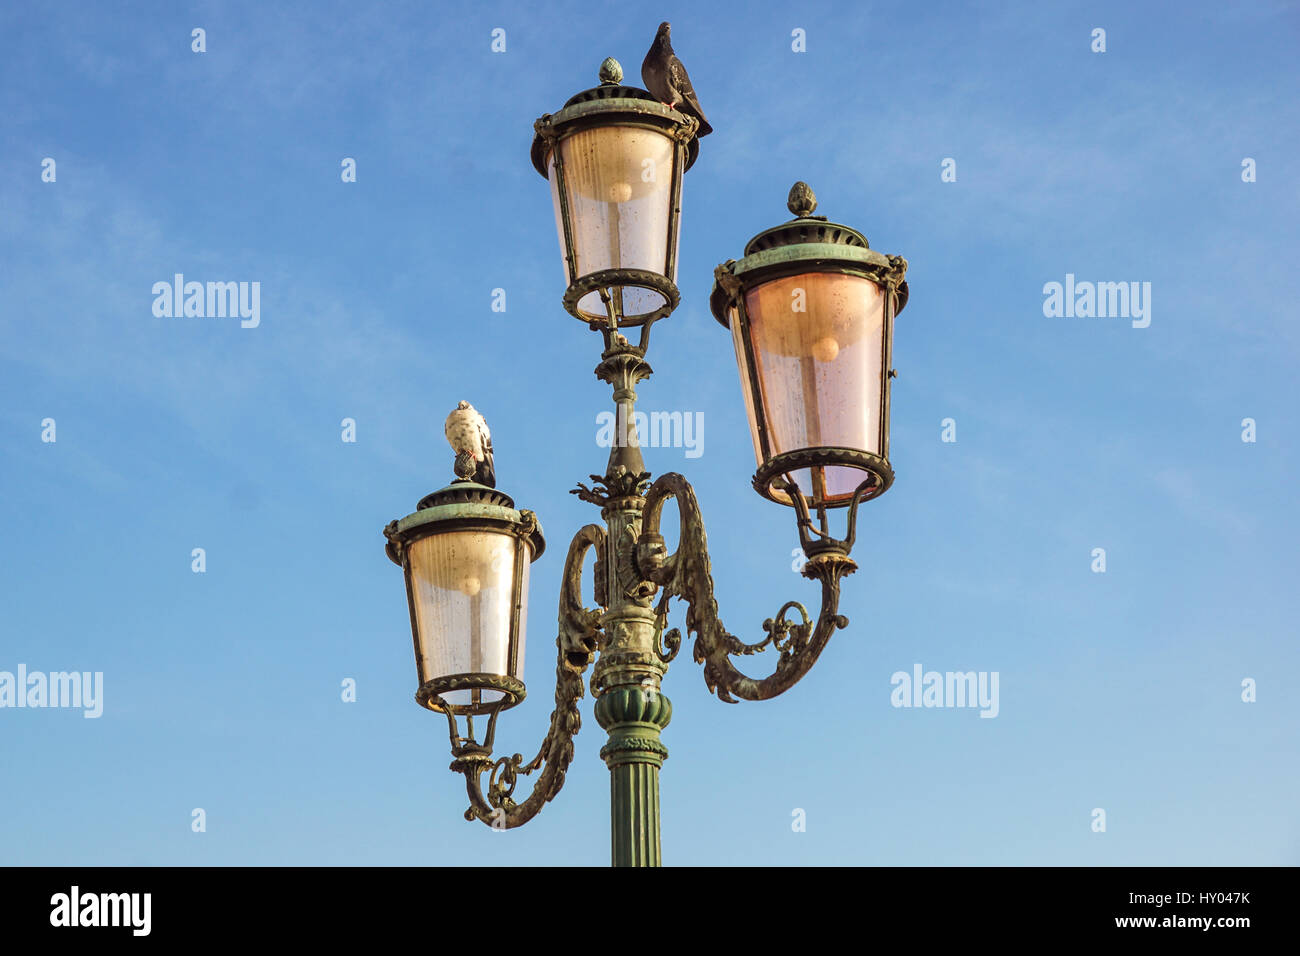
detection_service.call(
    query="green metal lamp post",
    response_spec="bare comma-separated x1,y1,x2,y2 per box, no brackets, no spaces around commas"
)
383,58,908,866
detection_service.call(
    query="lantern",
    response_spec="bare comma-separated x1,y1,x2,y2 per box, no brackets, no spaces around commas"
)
710,183,909,511
532,57,699,329
384,480,545,717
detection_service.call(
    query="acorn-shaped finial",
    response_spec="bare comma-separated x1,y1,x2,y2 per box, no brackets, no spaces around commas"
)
787,181,818,218
599,57,623,85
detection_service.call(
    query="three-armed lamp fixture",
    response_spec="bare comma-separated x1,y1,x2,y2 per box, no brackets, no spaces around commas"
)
384,56,908,866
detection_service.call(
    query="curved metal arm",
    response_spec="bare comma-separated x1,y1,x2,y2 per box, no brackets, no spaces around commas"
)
635,473,858,704
452,524,606,828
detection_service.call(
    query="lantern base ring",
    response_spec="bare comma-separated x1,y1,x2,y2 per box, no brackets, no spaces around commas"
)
753,447,894,510
417,673,527,717
563,269,680,328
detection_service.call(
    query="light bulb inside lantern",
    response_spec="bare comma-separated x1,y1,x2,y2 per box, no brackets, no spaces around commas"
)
607,182,633,203
811,336,840,363
457,576,482,597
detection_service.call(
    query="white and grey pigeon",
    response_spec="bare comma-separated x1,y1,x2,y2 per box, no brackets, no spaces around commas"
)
444,401,495,488
641,21,713,137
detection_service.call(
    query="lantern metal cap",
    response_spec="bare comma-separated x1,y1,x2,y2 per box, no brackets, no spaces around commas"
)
531,59,701,177
744,182,870,255
562,57,655,109
383,481,546,566
417,480,514,512
709,182,910,328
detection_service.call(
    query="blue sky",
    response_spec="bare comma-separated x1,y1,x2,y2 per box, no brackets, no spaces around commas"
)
1,0,1296,865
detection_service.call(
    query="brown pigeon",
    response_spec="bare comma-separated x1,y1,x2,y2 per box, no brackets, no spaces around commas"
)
641,21,712,136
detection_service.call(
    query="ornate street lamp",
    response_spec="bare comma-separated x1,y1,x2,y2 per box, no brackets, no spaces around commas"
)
382,57,909,866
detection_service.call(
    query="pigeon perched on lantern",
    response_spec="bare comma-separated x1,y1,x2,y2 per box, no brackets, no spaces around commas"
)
443,401,495,488
641,21,713,136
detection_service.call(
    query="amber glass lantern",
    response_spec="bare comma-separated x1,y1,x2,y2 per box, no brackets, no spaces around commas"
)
384,481,545,716
531,57,700,329
710,183,909,511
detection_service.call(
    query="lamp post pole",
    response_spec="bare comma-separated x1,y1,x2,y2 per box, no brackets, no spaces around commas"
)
587,336,668,866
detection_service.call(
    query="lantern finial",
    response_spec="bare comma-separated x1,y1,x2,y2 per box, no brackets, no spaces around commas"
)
787,181,817,218
599,57,623,85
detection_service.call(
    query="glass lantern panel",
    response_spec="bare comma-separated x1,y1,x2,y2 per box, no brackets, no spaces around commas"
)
738,272,886,502
548,125,676,320
406,531,530,708
729,302,765,463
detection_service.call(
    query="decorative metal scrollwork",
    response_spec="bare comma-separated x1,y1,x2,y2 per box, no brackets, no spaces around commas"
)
635,473,859,704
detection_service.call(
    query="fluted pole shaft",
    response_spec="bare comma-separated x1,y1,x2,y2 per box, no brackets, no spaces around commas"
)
596,684,670,866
